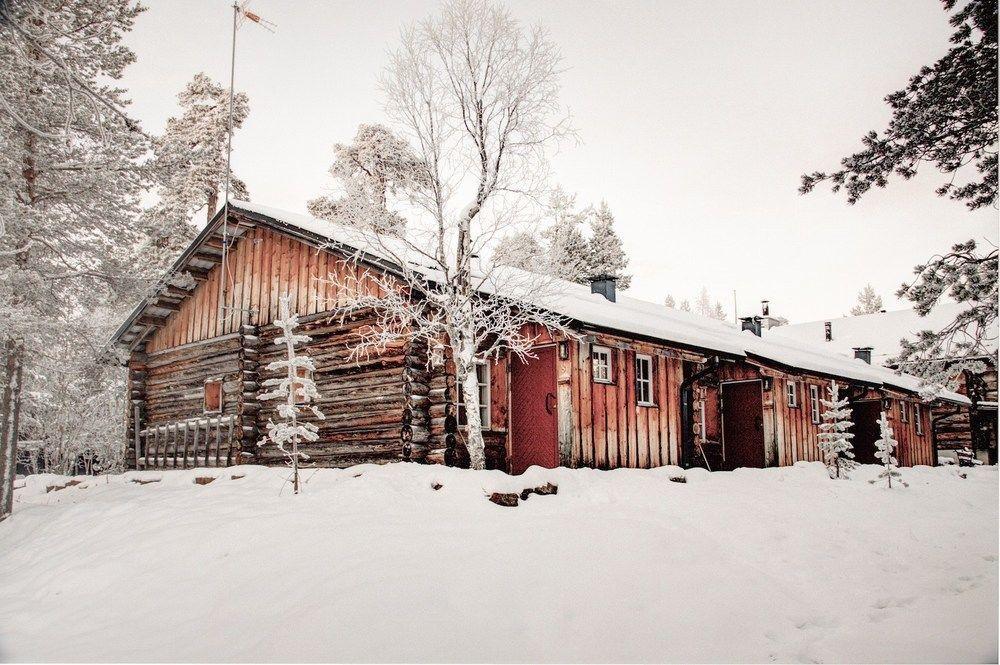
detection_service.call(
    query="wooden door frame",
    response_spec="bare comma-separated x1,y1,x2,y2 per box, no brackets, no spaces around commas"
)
507,345,560,473
720,379,764,467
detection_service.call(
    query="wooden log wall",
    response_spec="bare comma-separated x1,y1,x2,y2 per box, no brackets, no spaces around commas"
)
146,226,386,353
125,354,147,469
703,361,935,468
254,308,414,467
144,334,242,426
568,334,686,470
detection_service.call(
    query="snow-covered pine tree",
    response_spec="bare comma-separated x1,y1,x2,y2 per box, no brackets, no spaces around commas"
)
695,287,712,317
871,410,907,488
680,300,691,312
817,380,857,478
0,0,149,519
307,123,427,235
493,231,544,271
664,294,676,308
581,201,631,288
850,284,884,315
711,301,728,321
540,187,590,283
259,295,325,494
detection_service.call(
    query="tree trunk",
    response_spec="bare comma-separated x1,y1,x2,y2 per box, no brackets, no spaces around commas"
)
456,350,486,471
0,339,25,521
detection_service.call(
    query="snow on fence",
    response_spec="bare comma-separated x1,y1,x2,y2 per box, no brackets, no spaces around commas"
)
137,415,241,468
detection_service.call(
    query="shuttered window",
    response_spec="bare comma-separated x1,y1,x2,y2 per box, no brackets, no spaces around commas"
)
635,354,654,405
204,378,223,414
457,362,490,429
809,385,821,424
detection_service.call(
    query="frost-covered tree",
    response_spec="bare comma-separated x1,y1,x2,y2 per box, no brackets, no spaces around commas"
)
694,287,712,318
259,295,324,494
711,301,728,321
871,410,906,488
850,284,884,316
492,230,544,271
540,187,589,283
326,0,573,469
308,123,427,235
0,0,149,519
817,381,857,478
664,294,676,308
679,299,691,312
580,201,631,288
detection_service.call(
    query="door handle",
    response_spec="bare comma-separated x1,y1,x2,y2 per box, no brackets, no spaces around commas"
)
545,393,556,415
755,416,763,431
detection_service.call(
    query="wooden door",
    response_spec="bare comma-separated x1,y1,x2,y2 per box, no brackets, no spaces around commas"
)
510,347,559,474
850,400,881,465
721,381,766,469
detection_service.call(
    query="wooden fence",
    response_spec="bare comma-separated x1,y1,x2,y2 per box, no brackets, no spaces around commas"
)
137,415,240,468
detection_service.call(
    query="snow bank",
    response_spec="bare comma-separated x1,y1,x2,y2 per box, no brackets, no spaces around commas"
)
0,463,995,663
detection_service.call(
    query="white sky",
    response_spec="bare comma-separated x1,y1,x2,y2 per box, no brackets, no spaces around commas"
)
122,0,997,324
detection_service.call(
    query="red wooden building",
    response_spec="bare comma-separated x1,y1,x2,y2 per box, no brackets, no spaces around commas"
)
110,202,969,473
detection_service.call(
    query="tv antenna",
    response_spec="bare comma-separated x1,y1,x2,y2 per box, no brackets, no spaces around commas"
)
219,1,276,325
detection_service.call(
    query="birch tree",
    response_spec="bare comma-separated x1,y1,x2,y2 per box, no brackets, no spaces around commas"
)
325,0,573,469
259,295,324,494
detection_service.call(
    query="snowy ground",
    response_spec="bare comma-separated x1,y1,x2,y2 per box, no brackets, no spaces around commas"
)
0,462,996,663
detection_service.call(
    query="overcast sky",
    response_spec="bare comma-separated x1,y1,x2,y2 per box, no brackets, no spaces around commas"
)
123,0,997,324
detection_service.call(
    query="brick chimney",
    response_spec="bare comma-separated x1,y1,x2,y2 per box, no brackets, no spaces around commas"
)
590,275,617,303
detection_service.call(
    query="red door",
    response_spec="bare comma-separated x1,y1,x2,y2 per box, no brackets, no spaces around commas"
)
510,347,558,474
721,381,766,469
850,400,881,465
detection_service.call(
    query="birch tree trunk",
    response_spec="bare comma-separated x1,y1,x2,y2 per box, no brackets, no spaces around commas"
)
0,340,25,520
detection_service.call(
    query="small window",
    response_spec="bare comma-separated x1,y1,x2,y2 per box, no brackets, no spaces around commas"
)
899,401,908,423
786,381,798,408
915,405,923,435
457,362,490,429
591,345,613,383
635,354,654,405
293,366,313,405
809,385,821,424
204,378,223,414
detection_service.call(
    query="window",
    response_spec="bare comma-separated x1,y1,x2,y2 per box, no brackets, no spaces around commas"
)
899,400,908,423
204,378,223,414
591,345,613,383
915,405,923,434
786,381,799,408
809,385,821,424
292,366,313,405
457,362,490,429
635,354,654,405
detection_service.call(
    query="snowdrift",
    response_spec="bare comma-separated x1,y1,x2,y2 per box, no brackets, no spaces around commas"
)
0,463,996,663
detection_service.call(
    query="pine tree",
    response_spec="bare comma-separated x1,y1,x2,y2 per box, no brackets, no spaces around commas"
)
493,231,544,271
308,123,427,235
817,381,857,478
871,410,907,488
711,301,728,321
540,188,589,283
664,294,676,308
259,295,325,494
680,300,691,312
695,287,712,317
0,0,149,519
850,284,884,315
581,201,631,288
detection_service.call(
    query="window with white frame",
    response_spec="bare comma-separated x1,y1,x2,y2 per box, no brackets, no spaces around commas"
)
591,345,613,383
899,400,908,423
786,381,798,408
914,405,923,434
809,385,821,424
457,362,490,429
635,354,654,405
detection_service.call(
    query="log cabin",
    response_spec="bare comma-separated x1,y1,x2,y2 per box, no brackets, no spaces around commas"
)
110,201,970,473
771,307,998,465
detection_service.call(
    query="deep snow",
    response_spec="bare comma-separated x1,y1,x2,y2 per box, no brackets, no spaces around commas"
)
0,462,996,663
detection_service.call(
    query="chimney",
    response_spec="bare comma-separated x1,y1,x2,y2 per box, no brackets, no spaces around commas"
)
590,275,617,303
853,346,873,364
761,300,770,316
740,316,762,337
824,321,832,342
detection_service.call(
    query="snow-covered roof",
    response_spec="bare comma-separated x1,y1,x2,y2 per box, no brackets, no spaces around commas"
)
768,304,999,367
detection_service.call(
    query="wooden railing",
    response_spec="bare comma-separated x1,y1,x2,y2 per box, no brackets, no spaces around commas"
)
137,415,238,468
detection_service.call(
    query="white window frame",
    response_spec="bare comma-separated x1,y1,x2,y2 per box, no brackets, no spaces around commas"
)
914,404,923,434
899,400,908,423
635,354,654,406
457,361,491,430
809,385,821,424
591,345,613,384
786,381,798,408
